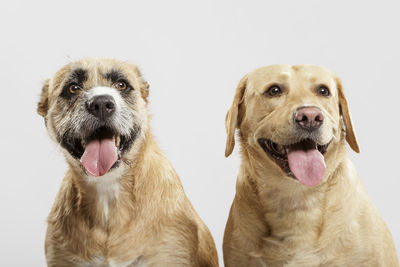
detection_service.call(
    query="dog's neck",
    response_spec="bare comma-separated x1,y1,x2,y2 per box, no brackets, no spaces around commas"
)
237,140,352,245
83,167,125,223
65,132,155,227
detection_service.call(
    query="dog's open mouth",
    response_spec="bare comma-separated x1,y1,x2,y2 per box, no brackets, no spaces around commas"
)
62,126,137,177
258,138,330,187
80,127,122,177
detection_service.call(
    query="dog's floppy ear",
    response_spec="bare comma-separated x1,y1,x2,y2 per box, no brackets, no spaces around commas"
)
37,79,50,118
129,64,149,102
336,77,360,153
140,79,150,102
225,75,247,157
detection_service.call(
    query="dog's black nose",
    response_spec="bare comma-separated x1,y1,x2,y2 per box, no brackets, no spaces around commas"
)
87,95,116,120
295,107,324,130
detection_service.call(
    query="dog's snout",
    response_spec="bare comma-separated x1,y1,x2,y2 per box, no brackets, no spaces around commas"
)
87,95,116,120
295,107,324,130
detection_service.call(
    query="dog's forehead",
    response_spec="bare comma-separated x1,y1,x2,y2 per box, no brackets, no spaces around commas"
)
65,58,137,80
48,58,139,94
69,58,132,73
294,65,336,84
249,65,291,83
247,65,337,93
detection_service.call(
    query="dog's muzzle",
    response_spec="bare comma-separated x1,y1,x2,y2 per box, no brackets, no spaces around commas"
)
60,90,140,177
257,107,331,187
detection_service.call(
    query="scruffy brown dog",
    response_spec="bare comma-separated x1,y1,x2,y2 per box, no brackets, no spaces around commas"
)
37,58,218,267
223,65,398,266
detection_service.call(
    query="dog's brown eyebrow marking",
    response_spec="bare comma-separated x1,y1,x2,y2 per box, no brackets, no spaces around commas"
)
104,69,126,83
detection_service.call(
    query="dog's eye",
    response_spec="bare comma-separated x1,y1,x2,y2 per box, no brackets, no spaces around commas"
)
317,85,330,97
265,85,282,97
114,81,127,91
68,84,81,94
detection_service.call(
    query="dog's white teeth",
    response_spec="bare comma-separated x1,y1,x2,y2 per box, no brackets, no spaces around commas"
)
115,135,121,147
81,139,86,148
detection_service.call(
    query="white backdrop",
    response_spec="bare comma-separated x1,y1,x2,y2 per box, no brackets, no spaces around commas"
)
1,0,399,265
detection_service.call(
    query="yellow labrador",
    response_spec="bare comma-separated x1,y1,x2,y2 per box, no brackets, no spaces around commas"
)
38,58,218,266
223,65,398,266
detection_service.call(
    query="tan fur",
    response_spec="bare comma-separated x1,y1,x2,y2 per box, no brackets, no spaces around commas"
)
38,58,218,266
223,65,398,266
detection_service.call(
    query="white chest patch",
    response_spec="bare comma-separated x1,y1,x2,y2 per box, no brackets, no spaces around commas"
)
86,166,125,220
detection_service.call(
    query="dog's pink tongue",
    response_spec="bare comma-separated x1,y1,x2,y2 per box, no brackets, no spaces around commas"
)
80,138,118,177
287,148,326,187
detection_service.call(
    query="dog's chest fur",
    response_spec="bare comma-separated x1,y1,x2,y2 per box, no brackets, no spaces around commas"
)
257,184,327,255
77,256,147,267
48,169,153,265
248,164,379,265
85,167,125,222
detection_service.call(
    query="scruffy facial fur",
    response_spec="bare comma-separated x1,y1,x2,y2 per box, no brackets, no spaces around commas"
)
38,58,218,267
223,65,398,266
